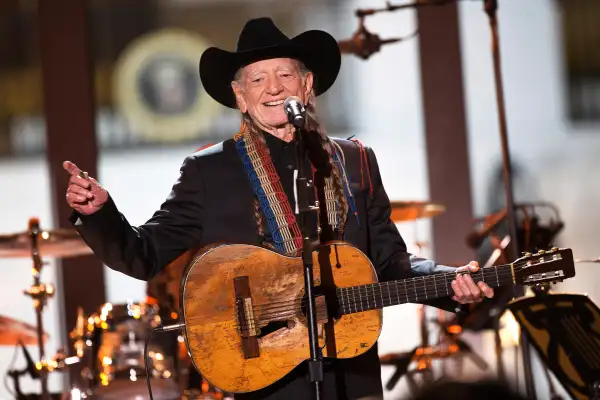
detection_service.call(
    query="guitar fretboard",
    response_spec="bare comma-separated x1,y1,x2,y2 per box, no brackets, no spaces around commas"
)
336,264,514,315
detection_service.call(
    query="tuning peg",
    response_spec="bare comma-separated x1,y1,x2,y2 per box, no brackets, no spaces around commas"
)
551,247,559,251
522,252,532,257
537,250,546,254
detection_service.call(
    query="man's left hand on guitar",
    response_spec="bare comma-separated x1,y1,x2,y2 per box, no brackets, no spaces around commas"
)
451,261,494,304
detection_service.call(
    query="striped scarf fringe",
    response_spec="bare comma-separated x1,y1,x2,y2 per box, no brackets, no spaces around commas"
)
234,130,357,256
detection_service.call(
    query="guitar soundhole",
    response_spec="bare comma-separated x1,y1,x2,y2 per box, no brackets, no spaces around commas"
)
257,320,288,338
300,290,342,321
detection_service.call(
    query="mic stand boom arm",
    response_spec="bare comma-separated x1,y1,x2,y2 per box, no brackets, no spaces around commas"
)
354,0,457,18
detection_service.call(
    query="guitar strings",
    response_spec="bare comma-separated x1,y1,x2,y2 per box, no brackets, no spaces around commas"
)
233,271,514,330
219,255,560,331
249,267,518,314
245,274,514,324
245,268,517,321
249,266,515,311
229,268,519,329
233,269,513,329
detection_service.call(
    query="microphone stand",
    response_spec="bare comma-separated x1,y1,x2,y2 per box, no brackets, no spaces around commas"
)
291,117,324,399
483,0,536,397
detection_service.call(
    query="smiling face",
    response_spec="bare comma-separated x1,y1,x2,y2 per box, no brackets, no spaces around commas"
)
231,58,313,137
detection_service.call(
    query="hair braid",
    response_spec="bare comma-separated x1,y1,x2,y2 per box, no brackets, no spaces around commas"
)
305,93,349,231
328,157,349,230
254,198,264,239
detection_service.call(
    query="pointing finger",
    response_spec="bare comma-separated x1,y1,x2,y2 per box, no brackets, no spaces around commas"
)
63,161,81,177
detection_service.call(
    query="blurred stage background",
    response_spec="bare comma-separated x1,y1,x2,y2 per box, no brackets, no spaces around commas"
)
0,0,599,399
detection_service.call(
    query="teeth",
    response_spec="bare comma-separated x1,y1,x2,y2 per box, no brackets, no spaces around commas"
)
264,100,284,106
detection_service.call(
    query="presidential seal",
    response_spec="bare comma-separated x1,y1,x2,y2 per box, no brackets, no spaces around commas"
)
113,28,220,142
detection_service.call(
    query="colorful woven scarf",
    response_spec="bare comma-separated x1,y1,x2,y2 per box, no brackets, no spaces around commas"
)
234,130,357,257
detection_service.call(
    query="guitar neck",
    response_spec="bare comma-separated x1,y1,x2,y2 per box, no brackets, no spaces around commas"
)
337,263,515,315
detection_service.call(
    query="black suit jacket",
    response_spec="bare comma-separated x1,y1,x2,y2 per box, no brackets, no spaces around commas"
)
71,136,459,399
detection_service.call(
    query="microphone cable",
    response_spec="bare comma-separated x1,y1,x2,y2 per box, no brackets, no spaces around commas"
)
144,321,185,400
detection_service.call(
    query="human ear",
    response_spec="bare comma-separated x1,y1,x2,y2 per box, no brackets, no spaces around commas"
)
231,81,248,113
303,72,314,99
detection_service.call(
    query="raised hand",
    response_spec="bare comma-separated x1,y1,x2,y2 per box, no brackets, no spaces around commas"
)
63,161,108,215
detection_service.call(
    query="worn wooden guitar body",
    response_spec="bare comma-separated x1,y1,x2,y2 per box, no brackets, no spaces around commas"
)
181,242,382,394
180,242,575,394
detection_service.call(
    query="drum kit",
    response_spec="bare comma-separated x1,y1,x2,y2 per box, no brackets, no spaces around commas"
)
0,218,227,400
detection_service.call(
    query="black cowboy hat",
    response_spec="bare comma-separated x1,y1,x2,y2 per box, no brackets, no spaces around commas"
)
199,17,341,109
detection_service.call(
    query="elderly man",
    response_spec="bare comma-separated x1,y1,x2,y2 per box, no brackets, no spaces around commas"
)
64,17,493,400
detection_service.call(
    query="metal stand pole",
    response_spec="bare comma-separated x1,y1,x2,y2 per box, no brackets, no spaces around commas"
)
27,219,51,400
483,1,536,397
292,121,324,399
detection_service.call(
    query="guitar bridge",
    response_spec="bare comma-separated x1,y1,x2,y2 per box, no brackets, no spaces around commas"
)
234,276,260,359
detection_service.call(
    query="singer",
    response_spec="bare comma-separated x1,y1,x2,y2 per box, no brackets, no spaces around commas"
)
62,17,493,400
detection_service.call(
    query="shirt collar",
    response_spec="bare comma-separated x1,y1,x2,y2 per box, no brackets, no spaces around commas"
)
262,131,290,160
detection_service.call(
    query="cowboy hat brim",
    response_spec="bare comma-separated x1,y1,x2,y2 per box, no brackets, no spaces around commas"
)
199,30,341,109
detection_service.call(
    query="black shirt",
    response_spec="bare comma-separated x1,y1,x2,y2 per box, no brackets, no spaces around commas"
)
262,132,321,245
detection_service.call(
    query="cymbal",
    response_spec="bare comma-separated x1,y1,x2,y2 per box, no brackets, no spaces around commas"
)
390,201,445,222
0,315,48,346
0,228,92,259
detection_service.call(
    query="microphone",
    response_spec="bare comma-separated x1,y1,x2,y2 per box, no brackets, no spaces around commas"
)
283,96,306,128
466,209,507,249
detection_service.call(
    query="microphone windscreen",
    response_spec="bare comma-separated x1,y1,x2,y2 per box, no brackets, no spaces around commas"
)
283,96,303,109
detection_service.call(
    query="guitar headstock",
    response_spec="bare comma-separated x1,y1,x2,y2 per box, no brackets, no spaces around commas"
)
513,247,575,286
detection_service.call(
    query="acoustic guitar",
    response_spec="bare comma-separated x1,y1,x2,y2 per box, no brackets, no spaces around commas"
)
179,242,575,393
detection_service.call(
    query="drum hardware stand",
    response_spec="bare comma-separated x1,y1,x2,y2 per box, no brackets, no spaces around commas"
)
7,340,79,399
69,307,96,394
7,340,40,400
20,219,83,399
24,218,53,400
381,305,489,393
